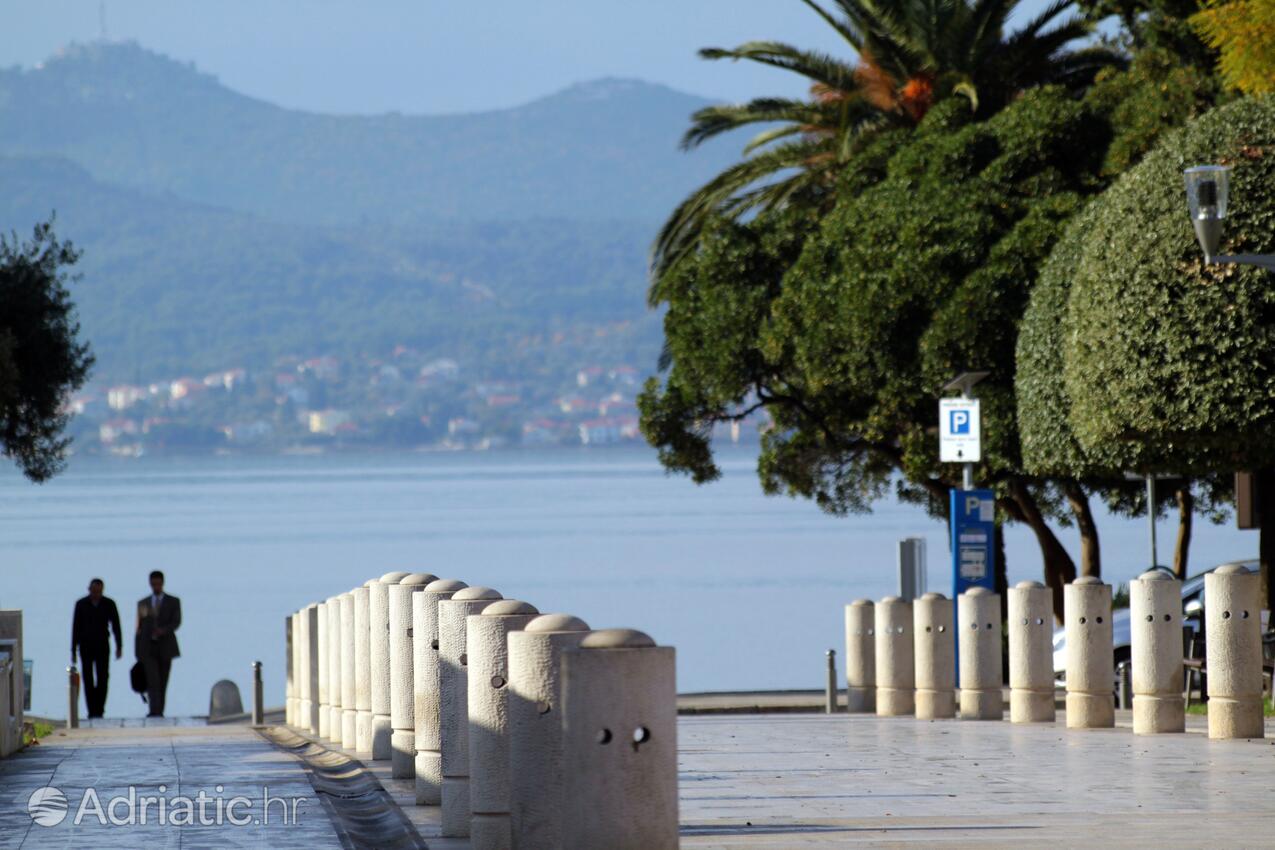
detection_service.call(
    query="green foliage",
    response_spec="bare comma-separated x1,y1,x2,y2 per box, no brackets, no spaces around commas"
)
1062,96,1275,474
0,219,94,482
1191,0,1275,95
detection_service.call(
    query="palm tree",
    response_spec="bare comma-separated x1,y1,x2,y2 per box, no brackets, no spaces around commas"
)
651,0,1121,279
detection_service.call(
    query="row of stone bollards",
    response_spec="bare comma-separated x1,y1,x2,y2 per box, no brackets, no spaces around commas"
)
284,573,678,850
844,566,1266,740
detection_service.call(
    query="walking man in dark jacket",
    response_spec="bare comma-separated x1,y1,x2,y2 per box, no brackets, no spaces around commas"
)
71,578,123,718
136,570,181,718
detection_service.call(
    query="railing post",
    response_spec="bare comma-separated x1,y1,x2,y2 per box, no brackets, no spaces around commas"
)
825,649,837,714
252,660,264,726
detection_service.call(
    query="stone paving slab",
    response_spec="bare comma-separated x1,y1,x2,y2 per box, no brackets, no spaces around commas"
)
0,724,340,849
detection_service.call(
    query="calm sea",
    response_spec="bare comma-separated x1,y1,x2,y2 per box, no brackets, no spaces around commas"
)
0,448,1254,717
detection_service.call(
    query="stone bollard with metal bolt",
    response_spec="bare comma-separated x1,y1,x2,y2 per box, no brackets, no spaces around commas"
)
1064,577,1114,729
390,572,438,778
303,603,321,733
354,582,374,753
439,586,502,837
560,629,678,850
508,614,590,850
372,571,410,760
318,600,330,738
286,612,296,727
1205,564,1264,740
341,591,358,748
468,600,540,850
252,660,264,725
874,596,915,717
327,596,343,743
415,579,468,805
1009,581,1055,723
1131,570,1185,734
914,592,955,720
844,599,875,713
958,587,1002,720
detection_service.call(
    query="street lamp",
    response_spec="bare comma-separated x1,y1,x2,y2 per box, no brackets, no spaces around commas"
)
1184,165,1275,270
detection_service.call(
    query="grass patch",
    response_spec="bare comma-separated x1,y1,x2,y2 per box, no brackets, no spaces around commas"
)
1186,697,1275,716
22,720,55,746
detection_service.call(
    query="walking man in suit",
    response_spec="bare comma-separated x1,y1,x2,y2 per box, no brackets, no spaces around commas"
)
71,578,122,718
136,570,181,717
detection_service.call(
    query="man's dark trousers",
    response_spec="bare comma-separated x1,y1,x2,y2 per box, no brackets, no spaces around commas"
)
80,648,110,717
143,656,173,716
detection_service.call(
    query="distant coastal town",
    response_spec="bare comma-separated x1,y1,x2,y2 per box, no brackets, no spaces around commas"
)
66,349,766,456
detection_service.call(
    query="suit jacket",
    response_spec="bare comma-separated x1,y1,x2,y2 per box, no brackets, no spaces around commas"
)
136,593,181,661
72,595,122,657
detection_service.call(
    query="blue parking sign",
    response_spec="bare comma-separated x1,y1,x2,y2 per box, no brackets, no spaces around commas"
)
951,488,996,597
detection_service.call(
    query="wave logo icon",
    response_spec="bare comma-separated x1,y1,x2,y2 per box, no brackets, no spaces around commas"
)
27,786,69,827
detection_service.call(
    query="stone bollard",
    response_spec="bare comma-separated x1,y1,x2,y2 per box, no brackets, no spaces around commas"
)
560,629,678,850
439,586,503,838
297,609,311,730
327,597,343,742
303,603,321,733
874,597,914,717
958,587,1002,720
390,573,438,778
1131,570,1185,734
355,582,374,753
286,612,296,727
1064,577,1114,729
318,600,330,738
468,600,540,850
372,571,410,760
1008,581,1055,723
341,591,358,749
1205,565,1264,739
844,600,875,713
415,579,468,805
508,614,590,850
913,592,955,720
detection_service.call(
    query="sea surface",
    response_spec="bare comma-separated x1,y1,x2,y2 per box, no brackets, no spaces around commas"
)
0,448,1255,718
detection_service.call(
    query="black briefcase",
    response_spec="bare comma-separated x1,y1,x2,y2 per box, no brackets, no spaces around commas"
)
130,662,148,703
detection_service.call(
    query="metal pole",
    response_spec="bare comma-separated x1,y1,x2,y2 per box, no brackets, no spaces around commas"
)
1117,660,1132,711
67,665,79,729
1146,475,1158,569
825,649,837,714
962,387,975,490
252,661,264,726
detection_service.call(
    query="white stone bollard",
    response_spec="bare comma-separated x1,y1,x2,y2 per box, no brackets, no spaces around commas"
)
355,582,373,753
874,597,914,717
468,600,540,850
304,603,321,733
415,579,468,805
1205,564,1263,740
1064,577,1114,729
312,598,323,739
286,612,296,727
958,587,1002,720
390,573,437,778
1008,581,1055,723
844,599,876,714
913,592,955,720
372,571,411,760
560,629,678,850
327,596,343,742
1131,570,1185,734
341,591,358,749
439,586,503,837
508,614,590,850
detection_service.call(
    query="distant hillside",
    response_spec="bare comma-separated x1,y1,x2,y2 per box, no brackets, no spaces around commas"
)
0,42,738,227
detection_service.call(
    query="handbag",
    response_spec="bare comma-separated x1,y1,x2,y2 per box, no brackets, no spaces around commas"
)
130,661,148,703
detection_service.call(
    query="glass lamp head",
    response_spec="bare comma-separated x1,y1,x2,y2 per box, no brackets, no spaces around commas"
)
1184,165,1230,261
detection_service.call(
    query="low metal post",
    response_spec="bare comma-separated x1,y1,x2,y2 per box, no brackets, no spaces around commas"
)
825,649,837,714
252,661,264,725
67,665,79,729
1117,660,1132,711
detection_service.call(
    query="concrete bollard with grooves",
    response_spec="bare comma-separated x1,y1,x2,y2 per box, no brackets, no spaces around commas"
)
326,597,343,742
371,571,409,760
844,600,876,713
468,600,540,850
318,600,330,738
1205,565,1264,739
341,591,358,749
390,572,438,778
303,603,321,733
561,629,678,850
1064,577,1114,728
508,614,590,850
1131,570,1185,734
1008,581,1055,723
415,579,468,805
958,587,1002,720
913,592,955,720
874,597,914,716
286,612,296,727
439,586,502,837
355,582,373,753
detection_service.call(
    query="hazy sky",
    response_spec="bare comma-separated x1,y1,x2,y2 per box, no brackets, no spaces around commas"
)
7,0,1058,116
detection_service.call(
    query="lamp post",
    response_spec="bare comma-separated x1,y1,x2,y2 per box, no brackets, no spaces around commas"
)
1184,165,1275,269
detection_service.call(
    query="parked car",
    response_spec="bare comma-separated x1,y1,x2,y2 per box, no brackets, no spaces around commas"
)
1051,559,1258,677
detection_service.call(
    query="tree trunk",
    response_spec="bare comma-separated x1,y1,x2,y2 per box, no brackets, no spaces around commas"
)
1259,469,1275,614
994,521,1009,622
1172,485,1194,580
1061,480,1101,579
1008,479,1077,623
